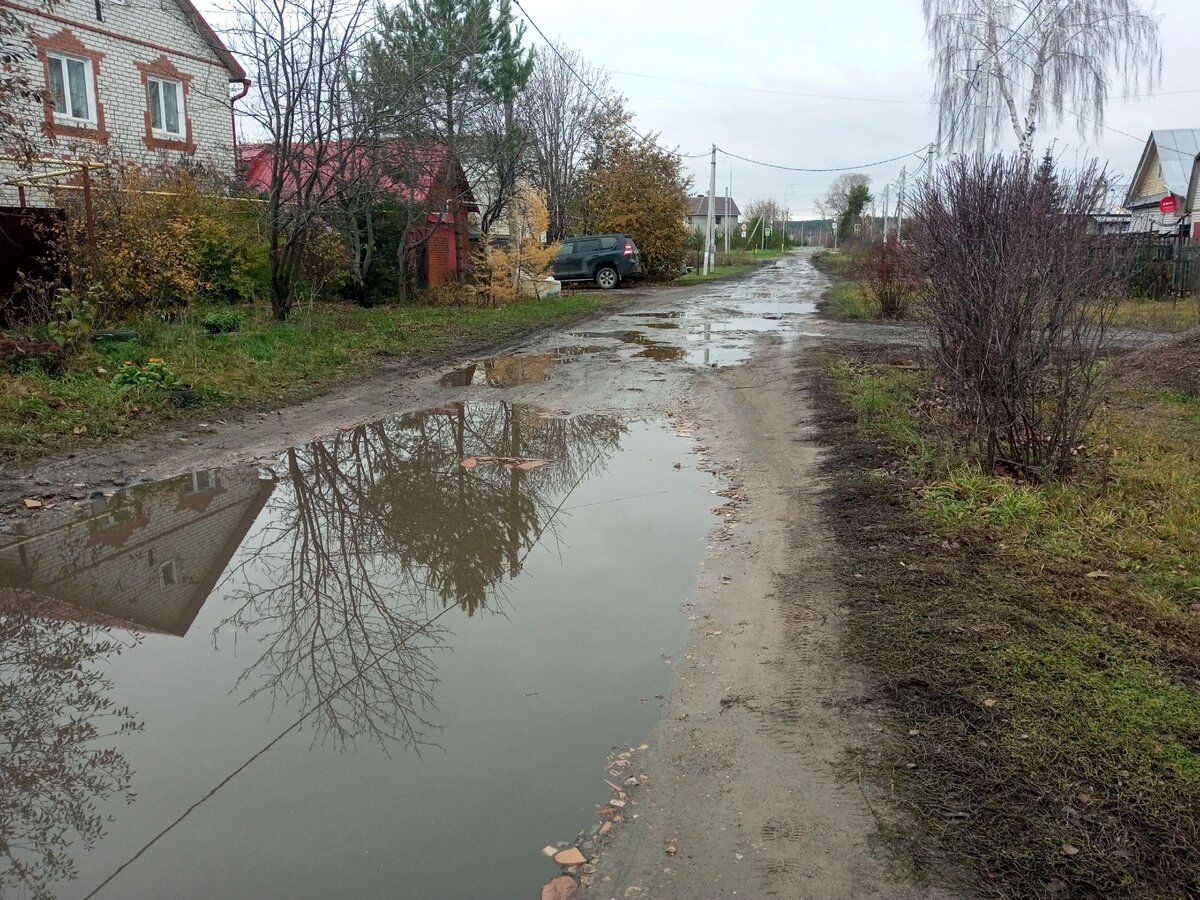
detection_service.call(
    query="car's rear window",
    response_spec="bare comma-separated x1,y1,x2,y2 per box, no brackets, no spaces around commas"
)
600,236,617,250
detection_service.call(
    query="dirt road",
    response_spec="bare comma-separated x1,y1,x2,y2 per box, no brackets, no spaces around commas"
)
6,253,949,898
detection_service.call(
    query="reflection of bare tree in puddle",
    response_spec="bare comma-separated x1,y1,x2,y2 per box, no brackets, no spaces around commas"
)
0,594,141,900
217,403,625,749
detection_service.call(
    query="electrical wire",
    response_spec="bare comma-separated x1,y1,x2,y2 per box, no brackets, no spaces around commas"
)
608,69,926,105
510,0,651,145
716,144,932,174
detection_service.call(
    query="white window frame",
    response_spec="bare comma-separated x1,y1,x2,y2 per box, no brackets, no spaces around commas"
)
147,75,185,139
46,51,96,126
159,560,177,587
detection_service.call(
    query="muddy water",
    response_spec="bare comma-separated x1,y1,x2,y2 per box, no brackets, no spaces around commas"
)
560,254,825,369
0,403,716,900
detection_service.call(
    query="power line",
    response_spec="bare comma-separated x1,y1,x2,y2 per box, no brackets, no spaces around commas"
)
716,144,931,174
510,0,651,144
608,69,926,105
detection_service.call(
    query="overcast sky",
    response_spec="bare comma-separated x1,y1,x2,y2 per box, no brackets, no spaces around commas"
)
206,0,1198,219
518,0,1197,218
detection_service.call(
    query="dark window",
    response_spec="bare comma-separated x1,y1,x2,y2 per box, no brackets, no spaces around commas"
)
557,242,573,257
575,239,600,253
600,236,618,250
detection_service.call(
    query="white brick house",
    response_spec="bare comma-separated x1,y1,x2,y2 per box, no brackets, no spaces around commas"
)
0,0,247,203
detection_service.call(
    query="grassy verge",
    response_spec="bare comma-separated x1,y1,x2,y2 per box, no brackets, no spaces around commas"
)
824,279,876,320
676,248,787,284
0,293,603,461
1111,296,1200,333
819,354,1200,899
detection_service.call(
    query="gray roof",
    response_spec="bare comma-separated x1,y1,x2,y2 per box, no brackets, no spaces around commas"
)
688,195,741,218
1127,129,1200,205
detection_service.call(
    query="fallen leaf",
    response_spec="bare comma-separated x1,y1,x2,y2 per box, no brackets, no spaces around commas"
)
461,458,479,469
1085,570,1111,579
73,425,88,435
704,629,722,637
1062,843,1080,856
983,698,997,708
665,841,678,857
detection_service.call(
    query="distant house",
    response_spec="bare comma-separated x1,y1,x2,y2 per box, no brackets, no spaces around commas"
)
0,0,248,205
686,195,741,233
1089,179,1132,236
0,468,275,637
238,141,478,289
1124,129,1200,237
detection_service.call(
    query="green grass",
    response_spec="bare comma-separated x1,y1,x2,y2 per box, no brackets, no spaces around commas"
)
824,279,876,320
0,293,603,460
676,248,787,284
825,358,1200,898
1111,296,1200,333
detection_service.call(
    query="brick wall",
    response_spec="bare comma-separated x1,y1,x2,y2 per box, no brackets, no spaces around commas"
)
0,468,275,636
1,0,240,205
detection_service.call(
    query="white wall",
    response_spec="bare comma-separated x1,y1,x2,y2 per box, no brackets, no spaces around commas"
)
2,0,238,205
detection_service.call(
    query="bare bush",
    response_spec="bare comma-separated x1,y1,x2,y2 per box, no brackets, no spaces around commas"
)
856,235,918,319
908,155,1120,480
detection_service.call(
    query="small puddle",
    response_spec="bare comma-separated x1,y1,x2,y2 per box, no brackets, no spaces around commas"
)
440,347,608,388
0,402,716,900
619,311,681,319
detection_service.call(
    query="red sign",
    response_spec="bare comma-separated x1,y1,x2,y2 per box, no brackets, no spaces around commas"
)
1160,195,1179,215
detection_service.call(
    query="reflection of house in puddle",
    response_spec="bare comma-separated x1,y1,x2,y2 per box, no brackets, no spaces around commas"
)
0,468,275,636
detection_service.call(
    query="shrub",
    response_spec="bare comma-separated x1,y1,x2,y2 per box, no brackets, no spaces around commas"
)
46,285,100,352
908,155,1120,480
200,310,245,334
856,236,918,319
111,357,177,389
51,167,269,322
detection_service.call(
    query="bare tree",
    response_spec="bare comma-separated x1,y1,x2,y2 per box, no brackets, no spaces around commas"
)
924,0,1162,157
908,155,1121,479
518,43,613,241
226,0,371,318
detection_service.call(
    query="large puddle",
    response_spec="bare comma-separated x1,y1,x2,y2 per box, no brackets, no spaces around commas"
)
0,403,716,899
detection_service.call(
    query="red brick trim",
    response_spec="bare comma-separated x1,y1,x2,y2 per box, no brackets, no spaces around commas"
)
135,56,196,154
0,0,240,76
30,29,110,146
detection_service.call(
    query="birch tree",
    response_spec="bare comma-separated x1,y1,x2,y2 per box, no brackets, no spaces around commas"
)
924,0,1162,157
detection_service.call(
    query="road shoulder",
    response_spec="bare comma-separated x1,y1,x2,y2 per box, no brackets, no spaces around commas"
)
580,336,951,899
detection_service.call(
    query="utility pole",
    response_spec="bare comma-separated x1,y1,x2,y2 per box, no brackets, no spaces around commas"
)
724,179,731,254
882,184,890,238
703,144,717,275
896,166,907,239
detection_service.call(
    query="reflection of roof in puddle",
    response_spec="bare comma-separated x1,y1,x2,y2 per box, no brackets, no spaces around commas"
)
620,311,682,319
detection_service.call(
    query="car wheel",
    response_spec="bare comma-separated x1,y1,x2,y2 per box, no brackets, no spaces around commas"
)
595,266,619,290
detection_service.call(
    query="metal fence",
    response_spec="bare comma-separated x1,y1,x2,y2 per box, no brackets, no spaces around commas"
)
1094,232,1197,299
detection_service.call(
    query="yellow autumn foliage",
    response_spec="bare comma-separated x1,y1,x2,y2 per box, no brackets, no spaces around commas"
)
472,184,558,306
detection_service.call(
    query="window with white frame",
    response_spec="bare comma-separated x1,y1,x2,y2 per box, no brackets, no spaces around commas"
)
147,76,184,137
46,52,95,124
